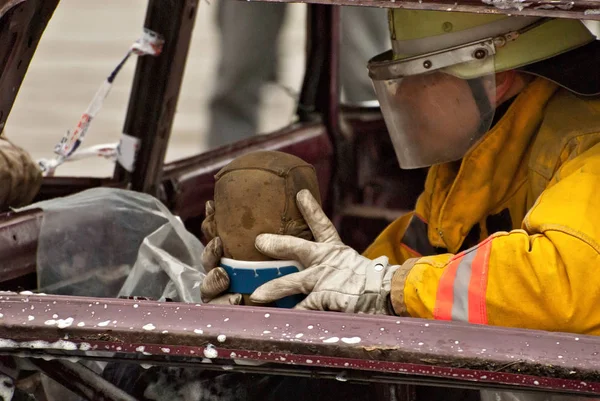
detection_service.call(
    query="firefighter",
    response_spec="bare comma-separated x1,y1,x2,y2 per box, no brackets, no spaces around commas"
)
200,11,600,334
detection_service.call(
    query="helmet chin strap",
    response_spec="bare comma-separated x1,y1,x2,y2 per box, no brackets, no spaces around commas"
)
467,77,495,133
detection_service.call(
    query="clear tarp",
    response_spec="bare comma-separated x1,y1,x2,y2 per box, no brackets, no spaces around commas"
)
19,187,205,302
19,187,206,401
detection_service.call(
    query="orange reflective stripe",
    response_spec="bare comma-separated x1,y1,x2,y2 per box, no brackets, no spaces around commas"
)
467,238,493,324
433,237,493,324
433,255,462,321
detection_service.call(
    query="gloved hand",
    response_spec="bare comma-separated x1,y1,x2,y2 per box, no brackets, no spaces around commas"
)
0,135,42,209
200,200,242,305
250,189,400,315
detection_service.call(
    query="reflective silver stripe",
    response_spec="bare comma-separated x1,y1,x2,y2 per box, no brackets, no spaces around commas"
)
368,39,495,80
391,16,540,57
451,250,477,321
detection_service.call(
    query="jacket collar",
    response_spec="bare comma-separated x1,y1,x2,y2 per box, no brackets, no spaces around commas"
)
425,77,559,252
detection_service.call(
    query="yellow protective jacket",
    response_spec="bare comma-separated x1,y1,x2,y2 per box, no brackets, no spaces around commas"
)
363,77,600,334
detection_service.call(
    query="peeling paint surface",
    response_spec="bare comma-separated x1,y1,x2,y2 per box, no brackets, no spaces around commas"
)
0,293,599,394
482,0,530,11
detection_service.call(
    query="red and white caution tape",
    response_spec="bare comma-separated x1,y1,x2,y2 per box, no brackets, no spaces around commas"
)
38,28,164,176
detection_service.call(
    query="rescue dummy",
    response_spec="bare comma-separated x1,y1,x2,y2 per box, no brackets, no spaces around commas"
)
200,150,321,307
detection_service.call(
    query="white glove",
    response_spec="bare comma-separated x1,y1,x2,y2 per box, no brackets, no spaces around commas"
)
250,189,400,315
200,201,242,305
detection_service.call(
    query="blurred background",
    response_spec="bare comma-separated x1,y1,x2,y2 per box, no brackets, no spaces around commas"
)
5,0,307,176
4,1,599,178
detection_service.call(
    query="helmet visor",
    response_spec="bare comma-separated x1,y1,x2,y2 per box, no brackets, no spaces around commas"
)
368,40,497,169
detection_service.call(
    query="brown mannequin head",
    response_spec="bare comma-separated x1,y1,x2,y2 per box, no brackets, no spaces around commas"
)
210,150,321,262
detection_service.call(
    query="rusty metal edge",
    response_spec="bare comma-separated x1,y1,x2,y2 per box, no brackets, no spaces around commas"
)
248,0,600,20
26,358,139,401
0,0,60,132
0,209,42,282
0,293,599,395
114,0,200,196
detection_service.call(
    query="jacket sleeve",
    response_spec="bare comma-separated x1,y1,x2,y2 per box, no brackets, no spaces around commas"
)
0,135,42,210
390,144,600,334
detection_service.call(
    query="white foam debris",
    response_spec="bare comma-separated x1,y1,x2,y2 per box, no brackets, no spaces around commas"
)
77,322,85,327
323,337,340,344
97,320,111,327
161,348,171,353
143,323,156,331
264,313,270,318
133,304,139,308
19,339,78,351
194,329,204,334
28,316,34,321
295,333,304,339
0,374,15,401
482,0,529,11
217,334,227,343
336,372,348,382
203,344,218,359
341,337,361,344
136,346,146,353
0,339,17,348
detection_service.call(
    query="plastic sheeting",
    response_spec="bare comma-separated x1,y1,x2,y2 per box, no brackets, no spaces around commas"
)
20,187,205,302
19,188,206,401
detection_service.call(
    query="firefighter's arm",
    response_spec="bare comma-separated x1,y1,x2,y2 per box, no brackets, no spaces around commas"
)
0,134,42,209
390,147,600,334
